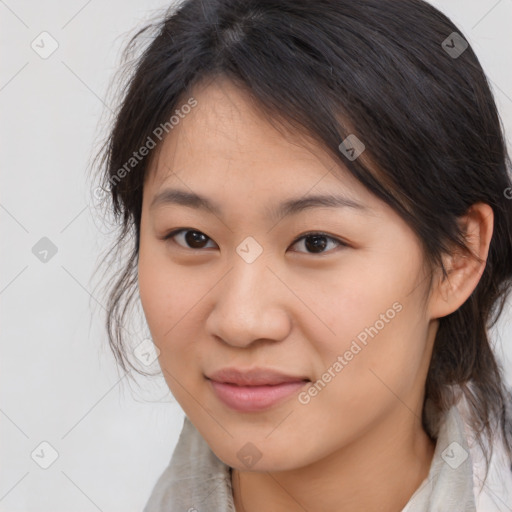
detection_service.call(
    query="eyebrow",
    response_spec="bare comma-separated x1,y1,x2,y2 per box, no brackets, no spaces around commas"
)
150,187,370,220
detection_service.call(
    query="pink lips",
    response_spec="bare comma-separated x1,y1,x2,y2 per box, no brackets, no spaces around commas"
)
206,367,310,412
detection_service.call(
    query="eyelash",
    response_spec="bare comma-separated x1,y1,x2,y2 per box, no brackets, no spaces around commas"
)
162,228,348,255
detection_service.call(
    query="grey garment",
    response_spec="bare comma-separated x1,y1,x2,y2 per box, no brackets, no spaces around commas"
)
143,414,235,512
143,403,476,512
401,400,476,512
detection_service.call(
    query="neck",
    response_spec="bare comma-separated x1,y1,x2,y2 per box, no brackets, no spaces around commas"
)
231,406,436,512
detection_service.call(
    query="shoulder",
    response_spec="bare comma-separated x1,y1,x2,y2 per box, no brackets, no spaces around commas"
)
457,392,512,512
403,392,512,512
143,415,235,512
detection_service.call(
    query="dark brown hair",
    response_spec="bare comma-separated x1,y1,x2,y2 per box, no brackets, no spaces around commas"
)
92,0,512,485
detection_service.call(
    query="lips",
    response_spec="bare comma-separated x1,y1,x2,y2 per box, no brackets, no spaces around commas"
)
206,367,310,386
205,367,311,412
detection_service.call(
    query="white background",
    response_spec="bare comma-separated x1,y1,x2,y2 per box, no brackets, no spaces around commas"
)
1,1,511,511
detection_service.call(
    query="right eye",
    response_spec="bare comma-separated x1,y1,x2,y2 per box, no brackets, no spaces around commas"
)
163,228,218,250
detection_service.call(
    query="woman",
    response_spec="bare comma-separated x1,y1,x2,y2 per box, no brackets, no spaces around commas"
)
94,0,512,510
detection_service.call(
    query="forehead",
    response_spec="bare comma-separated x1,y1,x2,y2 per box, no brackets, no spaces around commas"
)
143,76,376,210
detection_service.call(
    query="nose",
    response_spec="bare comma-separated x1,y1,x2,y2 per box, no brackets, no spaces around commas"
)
205,252,292,348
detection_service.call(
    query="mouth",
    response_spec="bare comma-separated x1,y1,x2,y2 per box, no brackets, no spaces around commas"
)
205,367,311,412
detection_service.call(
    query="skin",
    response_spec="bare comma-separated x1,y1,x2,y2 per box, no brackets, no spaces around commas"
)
137,75,494,512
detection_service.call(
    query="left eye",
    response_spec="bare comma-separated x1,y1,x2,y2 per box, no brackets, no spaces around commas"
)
289,232,346,254
163,229,346,254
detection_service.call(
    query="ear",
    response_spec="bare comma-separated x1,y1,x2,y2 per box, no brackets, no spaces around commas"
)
427,202,494,320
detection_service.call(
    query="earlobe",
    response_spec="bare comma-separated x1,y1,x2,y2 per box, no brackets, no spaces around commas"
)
428,202,494,320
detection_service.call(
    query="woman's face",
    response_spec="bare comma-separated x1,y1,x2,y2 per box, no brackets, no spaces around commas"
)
138,76,439,471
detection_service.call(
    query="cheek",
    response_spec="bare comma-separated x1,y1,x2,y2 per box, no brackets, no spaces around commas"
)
138,253,203,398
137,241,215,379
138,241,193,345
138,258,171,339
301,256,413,354
302,250,429,394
